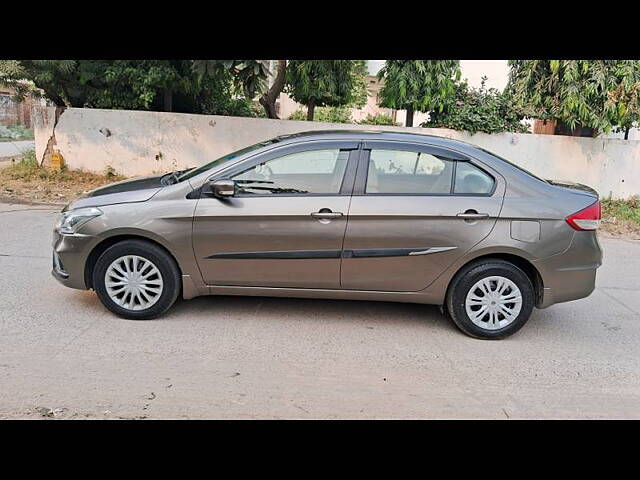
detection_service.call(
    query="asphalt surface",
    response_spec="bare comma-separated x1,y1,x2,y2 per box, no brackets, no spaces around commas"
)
0,140,35,160
1,200,639,419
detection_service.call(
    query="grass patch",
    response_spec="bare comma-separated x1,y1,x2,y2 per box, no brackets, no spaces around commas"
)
601,197,640,238
0,124,34,142
0,149,126,204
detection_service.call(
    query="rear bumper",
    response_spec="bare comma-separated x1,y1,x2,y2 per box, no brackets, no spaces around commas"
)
534,231,602,308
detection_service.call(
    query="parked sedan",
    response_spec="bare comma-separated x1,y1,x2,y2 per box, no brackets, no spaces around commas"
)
52,130,602,339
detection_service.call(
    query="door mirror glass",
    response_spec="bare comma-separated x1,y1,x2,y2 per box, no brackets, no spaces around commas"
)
210,179,236,197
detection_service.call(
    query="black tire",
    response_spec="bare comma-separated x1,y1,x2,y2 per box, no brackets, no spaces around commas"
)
92,239,181,320
446,259,535,339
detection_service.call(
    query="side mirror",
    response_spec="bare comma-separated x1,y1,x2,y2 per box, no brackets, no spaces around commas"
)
210,179,236,197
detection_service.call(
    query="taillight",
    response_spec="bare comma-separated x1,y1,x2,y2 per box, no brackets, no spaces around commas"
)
565,200,601,231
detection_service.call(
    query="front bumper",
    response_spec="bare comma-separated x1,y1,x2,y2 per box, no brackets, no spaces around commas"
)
51,229,95,290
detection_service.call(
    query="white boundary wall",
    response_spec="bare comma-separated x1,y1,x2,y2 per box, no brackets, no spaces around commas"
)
32,106,640,199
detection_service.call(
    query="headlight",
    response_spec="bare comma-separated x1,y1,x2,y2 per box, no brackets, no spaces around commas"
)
55,207,103,234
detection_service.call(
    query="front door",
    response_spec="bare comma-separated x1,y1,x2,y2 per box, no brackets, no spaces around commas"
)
193,142,359,288
340,142,505,292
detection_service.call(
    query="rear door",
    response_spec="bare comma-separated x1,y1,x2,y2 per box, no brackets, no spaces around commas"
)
340,141,506,292
193,141,359,288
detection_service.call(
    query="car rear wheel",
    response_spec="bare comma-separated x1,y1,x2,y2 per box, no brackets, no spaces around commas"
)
446,259,535,339
93,239,181,320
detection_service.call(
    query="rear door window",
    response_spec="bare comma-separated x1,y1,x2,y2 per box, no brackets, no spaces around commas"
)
366,149,454,194
454,162,495,194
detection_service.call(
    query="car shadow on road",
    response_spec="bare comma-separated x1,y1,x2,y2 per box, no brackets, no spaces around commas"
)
164,294,459,331
69,288,562,339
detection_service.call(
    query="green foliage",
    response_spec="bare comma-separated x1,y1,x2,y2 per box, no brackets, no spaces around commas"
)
423,77,529,134
288,106,353,123
192,60,271,99
377,60,461,114
16,149,38,169
7,60,267,117
288,110,308,121
357,113,399,126
0,124,34,142
195,68,260,117
507,60,640,134
94,60,196,110
285,61,359,119
2,149,64,181
249,101,268,118
602,196,640,224
0,60,39,99
349,60,369,109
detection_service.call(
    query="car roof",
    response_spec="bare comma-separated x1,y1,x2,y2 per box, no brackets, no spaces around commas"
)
269,129,549,187
272,129,481,152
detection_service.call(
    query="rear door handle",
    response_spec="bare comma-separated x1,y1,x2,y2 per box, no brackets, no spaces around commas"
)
311,211,343,219
457,211,489,219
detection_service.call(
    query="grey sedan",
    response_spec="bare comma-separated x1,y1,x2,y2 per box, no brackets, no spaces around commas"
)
52,130,602,339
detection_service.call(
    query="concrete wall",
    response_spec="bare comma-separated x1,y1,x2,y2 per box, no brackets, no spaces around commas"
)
32,106,640,199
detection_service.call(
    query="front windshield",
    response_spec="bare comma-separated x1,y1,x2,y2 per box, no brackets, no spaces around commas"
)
176,138,281,183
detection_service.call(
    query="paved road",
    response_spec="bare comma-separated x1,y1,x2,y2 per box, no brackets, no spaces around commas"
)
0,140,34,159
1,201,639,419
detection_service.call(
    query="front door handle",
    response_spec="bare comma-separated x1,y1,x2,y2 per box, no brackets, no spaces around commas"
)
311,210,343,219
457,210,489,219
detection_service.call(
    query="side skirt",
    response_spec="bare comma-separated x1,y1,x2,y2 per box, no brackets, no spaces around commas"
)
206,284,439,305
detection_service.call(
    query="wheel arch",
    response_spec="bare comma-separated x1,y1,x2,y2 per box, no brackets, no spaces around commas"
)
445,252,544,308
84,233,183,291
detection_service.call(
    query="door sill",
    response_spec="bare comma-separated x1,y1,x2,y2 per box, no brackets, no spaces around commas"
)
207,284,433,304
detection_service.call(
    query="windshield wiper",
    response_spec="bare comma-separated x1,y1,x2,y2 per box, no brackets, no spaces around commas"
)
238,185,309,194
235,180,275,184
161,168,193,186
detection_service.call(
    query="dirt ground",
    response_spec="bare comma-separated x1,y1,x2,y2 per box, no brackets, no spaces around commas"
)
0,160,124,206
600,218,640,240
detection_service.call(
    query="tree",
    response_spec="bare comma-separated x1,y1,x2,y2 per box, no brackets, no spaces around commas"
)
423,77,529,134
96,60,198,112
7,60,266,117
285,60,358,121
259,60,287,119
507,60,640,136
192,60,270,100
13,60,85,107
377,60,461,127
0,60,37,99
349,60,370,109
12,60,199,111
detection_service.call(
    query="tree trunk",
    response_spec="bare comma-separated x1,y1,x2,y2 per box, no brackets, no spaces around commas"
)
259,60,286,119
307,99,316,121
625,127,630,140
46,92,67,107
163,88,173,112
405,105,414,127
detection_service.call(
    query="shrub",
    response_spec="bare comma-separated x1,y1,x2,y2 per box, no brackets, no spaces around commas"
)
0,124,34,142
422,77,530,134
288,106,352,124
358,113,399,126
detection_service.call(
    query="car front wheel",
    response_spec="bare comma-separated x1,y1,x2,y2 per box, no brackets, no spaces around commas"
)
93,239,181,320
446,259,535,339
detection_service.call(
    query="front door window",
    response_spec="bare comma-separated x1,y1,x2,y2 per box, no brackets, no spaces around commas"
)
233,149,350,195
